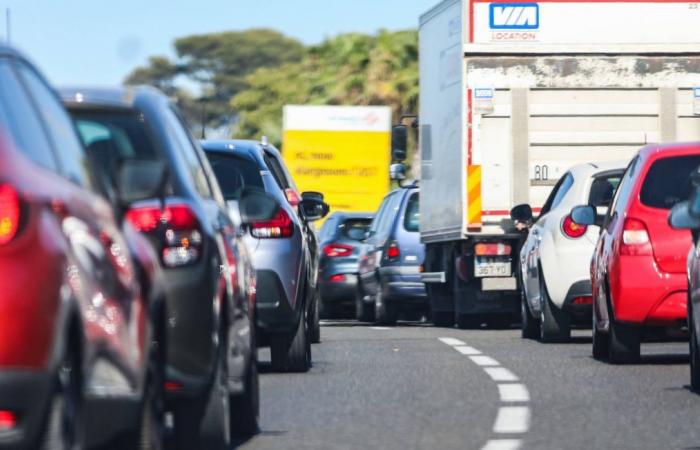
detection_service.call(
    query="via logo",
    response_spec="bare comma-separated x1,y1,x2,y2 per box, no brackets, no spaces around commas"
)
489,3,539,30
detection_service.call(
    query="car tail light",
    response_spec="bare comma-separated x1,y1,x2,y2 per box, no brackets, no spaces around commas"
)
251,209,293,238
126,204,202,267
474,242,512,256
620,218,652,256
329,274,346,283
285,189,301,207
0,411,16,430
0,184,20,245
323,243,353,257
164,381,183,392
571,296,593,305
386,241,400,261
561,215,587,239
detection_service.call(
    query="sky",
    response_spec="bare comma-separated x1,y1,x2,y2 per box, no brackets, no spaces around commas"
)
0,0,437,87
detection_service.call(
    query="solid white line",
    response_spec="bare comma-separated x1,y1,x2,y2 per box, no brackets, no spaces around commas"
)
481,439,523,450
469,355,501,367
370,327,391,330
498,384,530,402
483,367,519,382
493,406,531,434
439,337,467,346
454,345,482,355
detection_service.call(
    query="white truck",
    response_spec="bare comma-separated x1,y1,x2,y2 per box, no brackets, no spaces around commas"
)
416,0,700,327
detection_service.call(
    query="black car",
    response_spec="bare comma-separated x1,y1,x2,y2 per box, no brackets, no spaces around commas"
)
62,88,274,446
318,212,374,318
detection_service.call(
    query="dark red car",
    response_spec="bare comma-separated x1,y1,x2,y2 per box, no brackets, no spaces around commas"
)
572,143,700,363
0,46,165,448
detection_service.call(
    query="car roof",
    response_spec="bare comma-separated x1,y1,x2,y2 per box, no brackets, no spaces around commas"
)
326,211,375,221
202,139,282,157
567,161,628,179
59,85,167,110
638,142,700,163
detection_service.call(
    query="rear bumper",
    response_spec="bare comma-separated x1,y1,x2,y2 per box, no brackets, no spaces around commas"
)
380,267,428,305
256,269,300,335
0,371,52,449
320,274,358,304
562,279,593,323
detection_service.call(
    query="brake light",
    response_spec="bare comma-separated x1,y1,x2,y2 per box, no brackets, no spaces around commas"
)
0,410,16,430
620,218,652,256
323,243,353,257
474,242,512,256
572,296,593,305
329,274,346,283
0,184,20,245
251,209,293,238
562,215,587,239
386,241,400,261
164,381,183,392
126,204,203,267
285,189,301,207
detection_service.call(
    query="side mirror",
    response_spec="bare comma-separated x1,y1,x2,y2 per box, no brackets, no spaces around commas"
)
510,204,533,223
301,191,324,202
117,159,168,206
669,201,700,230
238,189,279,225
391,125,408,162
390,163,407,181
570,205,596,226
299,195,330,222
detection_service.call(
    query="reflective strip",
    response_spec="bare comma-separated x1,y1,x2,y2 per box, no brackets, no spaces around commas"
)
468,165,482,226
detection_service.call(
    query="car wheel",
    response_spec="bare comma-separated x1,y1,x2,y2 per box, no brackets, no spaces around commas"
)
374,288,397,325
137,327,166,450
608,318,641,364
538,269,571,343
310,290,321,344
41,342,83,450
271,312,311,373
355,283,375,322
229,351,260,437
690,302,700,392
591,302,609,360
431,311,455,328
521,291,540,340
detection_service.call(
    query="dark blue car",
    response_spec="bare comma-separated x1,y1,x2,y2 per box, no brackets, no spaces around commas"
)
356,186,427,324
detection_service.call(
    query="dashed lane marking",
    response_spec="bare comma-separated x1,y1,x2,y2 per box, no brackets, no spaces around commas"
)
439,337,467,346
483,367,519,382
454,345,482,355
493,406,531,434
497,384,530,402
469,355,501,367
369,327,391,330
481,439,522,450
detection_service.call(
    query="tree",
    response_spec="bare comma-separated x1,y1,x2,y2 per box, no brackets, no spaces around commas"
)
124,56,180,96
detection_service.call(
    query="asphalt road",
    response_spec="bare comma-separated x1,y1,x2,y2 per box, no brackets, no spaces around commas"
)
237,321,700,450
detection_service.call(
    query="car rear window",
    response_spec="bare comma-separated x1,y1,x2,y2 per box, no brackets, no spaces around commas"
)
588,173,622,208
207,153,265,200
640,155,700,209
341,218,372,241
404,193,420,232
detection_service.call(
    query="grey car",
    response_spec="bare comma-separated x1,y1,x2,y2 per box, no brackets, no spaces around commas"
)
202,139,328,372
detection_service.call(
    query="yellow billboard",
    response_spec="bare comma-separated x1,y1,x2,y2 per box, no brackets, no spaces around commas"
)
282,106,391,217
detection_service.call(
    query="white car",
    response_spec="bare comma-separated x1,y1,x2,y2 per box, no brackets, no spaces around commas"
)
512,162,626,342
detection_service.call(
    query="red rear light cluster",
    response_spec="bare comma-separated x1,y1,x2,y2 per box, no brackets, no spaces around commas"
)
572,296,593,305
474,242,512,256
620,218,652,256
0,184,20,245
323,243,353,257
329,274,346,283
0,410,16,430
285,188,301,207
561,215,587,239
126,204,203,268
386,241,401,261
251,209,294,238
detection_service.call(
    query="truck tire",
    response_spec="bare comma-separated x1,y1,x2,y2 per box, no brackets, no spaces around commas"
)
521,292,540,339
355,283,374,322
271,313,311,373
427,284,454,327
374,289,398,325
432,311,455,328
538,269,571,343
456,313,482,330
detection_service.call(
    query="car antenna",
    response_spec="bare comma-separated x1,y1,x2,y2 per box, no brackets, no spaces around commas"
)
261,136,269,147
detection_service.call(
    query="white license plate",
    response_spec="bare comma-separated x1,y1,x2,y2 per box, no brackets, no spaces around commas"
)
474,257,512,278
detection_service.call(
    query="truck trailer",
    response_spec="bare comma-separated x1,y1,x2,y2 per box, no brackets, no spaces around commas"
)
418,0,700,327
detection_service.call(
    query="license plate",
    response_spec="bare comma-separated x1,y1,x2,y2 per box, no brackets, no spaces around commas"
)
474,257,512,278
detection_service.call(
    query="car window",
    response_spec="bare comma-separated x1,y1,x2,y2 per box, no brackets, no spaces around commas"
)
403,193,420,232
588,172,622,208
610,157,639,218
16,62,89,186
376,193,401,240
342,218,373,241
539,172,570,216
207,153,265,201
369,195,393,236
0,59,57,171
640,155,700,209
263,152,291,190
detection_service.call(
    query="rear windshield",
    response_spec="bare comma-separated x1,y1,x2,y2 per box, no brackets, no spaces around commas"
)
404,193,420,232
207,153,264,200
341,218,372,241
588,173,622,207
640,155,700,209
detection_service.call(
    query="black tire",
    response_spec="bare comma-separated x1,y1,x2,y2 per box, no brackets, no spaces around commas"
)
538,269,571,343
431,311,455,328
41,342,84,450
310,290,321,344
374,289,397,325
355,284,375,322
456,314,482,330
608,318,641,364
271,312,311,373
592,303,609,360
229,353,260,437
521,291,540,340
137,321,166,450
690,311,700,392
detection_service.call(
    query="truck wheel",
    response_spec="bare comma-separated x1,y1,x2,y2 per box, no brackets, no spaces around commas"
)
592,304,609,360
355,284,375,322
427,284,454,327
456,314,482,330
271,313,311,373
538,270,571,343
374,289,398,325
521,292,540,339
229,353,260,437
432,311,454,328
608,318,641,364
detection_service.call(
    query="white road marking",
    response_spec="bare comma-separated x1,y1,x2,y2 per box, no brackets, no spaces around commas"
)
439,337,467,346
493,406,531,434
481,439,522,450
469,355,500,367
484,367,519,382
498,384,530,402
370,327,391,330
454,345,482,355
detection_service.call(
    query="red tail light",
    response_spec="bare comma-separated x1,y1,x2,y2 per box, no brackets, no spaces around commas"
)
329,274,346,283
164,381,183,392
126,204,202,267
386,241,400,261
0,410,17,430
571,296,593,305
620,218,652,256
285,189,301,207
474,242,512,256
251,209,293,238
0,184,20,245
561,215,587,239
323,243,353,257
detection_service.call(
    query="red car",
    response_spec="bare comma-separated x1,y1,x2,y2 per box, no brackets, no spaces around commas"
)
0,46,165,448
572,143,700,363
